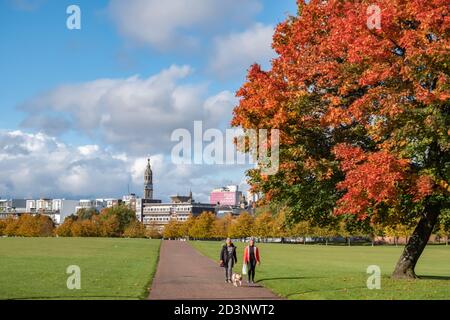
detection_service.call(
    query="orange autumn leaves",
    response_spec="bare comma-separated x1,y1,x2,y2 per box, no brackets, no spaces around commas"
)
332,144,434,218
232,0,448,220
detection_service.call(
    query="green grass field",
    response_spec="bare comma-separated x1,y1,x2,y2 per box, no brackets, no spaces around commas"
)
0,237,161,300
190,241,450,300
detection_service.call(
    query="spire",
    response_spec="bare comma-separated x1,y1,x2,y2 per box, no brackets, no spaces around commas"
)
144,157,153,199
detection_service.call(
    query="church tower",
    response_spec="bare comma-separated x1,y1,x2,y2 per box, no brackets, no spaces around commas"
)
144,158,153,199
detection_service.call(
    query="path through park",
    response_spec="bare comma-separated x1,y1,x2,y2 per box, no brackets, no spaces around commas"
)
148,240,281,300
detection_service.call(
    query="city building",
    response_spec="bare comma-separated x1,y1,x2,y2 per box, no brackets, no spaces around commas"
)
0,199,27,219
105,198,122,208
122,193,158,222
140,160,214,230
210,185,242,206
20,198,78,224
215,205,245,218
50,199,78,224
142,193,215,231
75,199,107,213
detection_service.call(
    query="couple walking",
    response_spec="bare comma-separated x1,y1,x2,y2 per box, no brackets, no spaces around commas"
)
219,238,260,284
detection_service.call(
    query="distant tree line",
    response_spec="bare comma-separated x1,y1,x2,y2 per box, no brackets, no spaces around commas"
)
0,205,159,239
162,207,450,246
1,205,449,245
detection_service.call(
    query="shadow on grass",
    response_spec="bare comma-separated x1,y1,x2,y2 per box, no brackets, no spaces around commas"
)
419,275,450,281
285,285,367,298
257,276,323,282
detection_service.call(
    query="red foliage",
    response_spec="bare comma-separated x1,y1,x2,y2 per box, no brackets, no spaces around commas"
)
333,144,410,218
232,0,448,220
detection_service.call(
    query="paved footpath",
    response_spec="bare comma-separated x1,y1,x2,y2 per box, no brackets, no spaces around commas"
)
148,240,281,300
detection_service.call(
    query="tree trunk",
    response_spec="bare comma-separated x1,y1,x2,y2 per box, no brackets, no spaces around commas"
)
325,238,328,246
392,203,440,279
347,237,351,246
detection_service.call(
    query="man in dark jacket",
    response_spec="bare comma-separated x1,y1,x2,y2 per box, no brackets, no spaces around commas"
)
220,238,237,283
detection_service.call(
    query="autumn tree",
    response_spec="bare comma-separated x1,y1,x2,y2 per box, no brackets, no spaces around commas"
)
163,219,183,239
271,209,288,240
253,212,274,239
146,221,162,239
77,208,98,221
189,212,216,239
232,0,449,279
313,224,339,246
4,217,19,236
0,219,6,236
437,209,450,245
213,214,233,239
96,213,120,237
99,205,136,235
123,220,146,238
385,223,415,246
15,214,54,237
290,220,313,245
229,212,254,239
56,217,75,237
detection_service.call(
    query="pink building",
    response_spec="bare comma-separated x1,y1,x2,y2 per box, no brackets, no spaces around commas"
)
210,185,241,206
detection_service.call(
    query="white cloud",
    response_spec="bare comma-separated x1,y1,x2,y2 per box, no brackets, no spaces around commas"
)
0,130,249,202
107,0,262,50
209,23,275,79
20,65,236,156
77,145,99,156
0,130,129,198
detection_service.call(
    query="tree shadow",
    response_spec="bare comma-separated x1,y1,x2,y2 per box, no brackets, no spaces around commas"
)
256,276,323,282
419,275,450,281
285,286,366,298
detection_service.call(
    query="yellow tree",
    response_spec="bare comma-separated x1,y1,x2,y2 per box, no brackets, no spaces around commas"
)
229,212,254,239
146,221,162,239
338,221,352,246
253,212,274,240
180,215,195,239
385,224,415,246
290,220,313,245
272,210,288,239
163,219,183,239
123,220,146,238
97,212,120,237
4,217,19,236
16,214,54,237
189,212,215,239
313,224,338,246
56,218,74,237
212,214,233,239
0,219,6,236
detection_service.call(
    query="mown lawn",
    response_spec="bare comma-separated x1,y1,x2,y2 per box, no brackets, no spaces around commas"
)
190,241,450,300
0,237,161,300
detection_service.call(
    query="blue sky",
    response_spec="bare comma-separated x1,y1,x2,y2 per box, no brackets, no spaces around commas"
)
0,0,297,201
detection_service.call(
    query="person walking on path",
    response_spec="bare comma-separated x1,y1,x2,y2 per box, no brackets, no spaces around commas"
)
220,238,237,283
243,238,260,284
